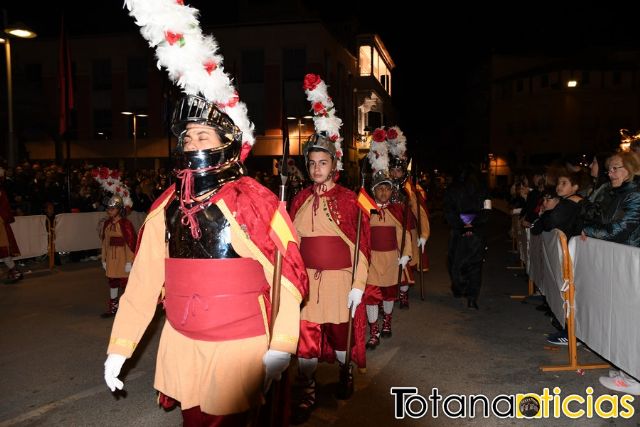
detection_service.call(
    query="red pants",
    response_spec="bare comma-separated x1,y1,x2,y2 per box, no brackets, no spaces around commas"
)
107,277,128,289
298,320,352,359
362,284,398,305
181,406,248,427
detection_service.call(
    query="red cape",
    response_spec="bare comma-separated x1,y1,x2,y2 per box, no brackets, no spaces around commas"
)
103,217,137,253
0,189,19,258
142,179,309,319
290,184,370,368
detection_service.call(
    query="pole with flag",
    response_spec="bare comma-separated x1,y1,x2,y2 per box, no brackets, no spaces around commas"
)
58,14,74,210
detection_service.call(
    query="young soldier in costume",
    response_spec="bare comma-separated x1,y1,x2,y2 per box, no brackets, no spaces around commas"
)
104,2,308,425
99,194,136,318
289,73,370,424
387,127,430,308
0,184,22,284
363,134,412,349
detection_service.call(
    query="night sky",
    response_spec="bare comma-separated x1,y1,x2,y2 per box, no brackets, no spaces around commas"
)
5,1,640,167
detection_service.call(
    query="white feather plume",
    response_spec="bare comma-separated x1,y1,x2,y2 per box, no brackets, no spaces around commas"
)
304,74,344,170
387,126,407,158
124,0,255,158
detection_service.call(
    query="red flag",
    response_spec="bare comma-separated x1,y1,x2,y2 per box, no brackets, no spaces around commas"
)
58,15,74,136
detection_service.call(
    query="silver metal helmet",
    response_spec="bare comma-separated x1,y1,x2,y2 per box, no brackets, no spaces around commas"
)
389,155,409,186
371,170,394,194
106,194,124,209
302,132,337,163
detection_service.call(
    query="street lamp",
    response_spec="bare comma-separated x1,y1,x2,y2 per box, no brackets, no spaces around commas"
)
2,13,37,167
121,111,148,171
287,115,312,156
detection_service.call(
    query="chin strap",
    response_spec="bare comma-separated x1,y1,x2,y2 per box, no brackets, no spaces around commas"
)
175,166,218,239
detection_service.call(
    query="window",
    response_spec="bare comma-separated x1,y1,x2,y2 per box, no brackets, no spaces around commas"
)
283,48,306,81
613,71,621,85
92,59,112,91
541,74,549,88
359,45,372,76
93,109,112,138
127,57,148,89
241,49,264,83
582,71,590,86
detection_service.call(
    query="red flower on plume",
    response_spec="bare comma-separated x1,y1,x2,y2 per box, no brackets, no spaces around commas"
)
387,128,398,140
165,31,184,46
109,170,120,179
372,129,387,143
98,167,110,180
303,74,322,91
226,92,239,108
176,0,184,4
204,60,218,75
124,191,129,197
91,169,99,178
336,150,343,158
107,181,114,187
313,102,327,116
329,134,339,142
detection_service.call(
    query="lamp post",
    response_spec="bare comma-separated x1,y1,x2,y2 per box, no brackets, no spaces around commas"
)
287,115,312,156
2,12,37,167
121,112,148,171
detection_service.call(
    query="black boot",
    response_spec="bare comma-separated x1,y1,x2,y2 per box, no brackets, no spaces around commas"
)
291,378,316,425
336,362,354,400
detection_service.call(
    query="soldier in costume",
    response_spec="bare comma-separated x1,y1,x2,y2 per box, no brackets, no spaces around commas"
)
99,194,136,318
387,127,430,308
0,184,22,284
362,133,411,349
104,2,308,425
289,74,370,424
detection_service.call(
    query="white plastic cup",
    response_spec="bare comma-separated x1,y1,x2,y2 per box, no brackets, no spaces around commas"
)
483,199,492,210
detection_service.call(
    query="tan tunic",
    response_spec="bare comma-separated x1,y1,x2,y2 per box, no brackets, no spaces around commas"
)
367,208,412,287
408,191,430,269
107,197,303,415
293,195,368,324
101,219,134,278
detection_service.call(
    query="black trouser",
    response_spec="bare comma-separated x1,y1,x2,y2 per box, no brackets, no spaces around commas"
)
448,231,486,300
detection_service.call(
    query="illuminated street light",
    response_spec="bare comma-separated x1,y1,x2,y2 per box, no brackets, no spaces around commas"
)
2,15,37,167
121,112,148,171
567,80,578,88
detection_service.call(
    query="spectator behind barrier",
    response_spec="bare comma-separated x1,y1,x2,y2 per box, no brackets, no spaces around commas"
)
582,152,640,247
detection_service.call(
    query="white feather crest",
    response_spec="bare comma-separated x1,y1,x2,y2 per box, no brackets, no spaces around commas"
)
124,0,255,156
92,167,133,208
304,74,344,170
387,126,407,158
367,139,389,173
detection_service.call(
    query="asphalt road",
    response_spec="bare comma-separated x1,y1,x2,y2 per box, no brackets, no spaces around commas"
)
0,211,638,426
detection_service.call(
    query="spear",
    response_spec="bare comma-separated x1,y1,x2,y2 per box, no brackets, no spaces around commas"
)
396,160,411,300
414,160,425,300
337,158,367,400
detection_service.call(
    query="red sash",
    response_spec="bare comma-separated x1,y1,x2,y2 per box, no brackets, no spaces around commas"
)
300,236,352,270
371,226,397,251
164,258,268,341
109,236,125,246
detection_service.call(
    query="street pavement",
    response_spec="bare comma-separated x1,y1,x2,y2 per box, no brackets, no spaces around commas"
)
0,211,638,426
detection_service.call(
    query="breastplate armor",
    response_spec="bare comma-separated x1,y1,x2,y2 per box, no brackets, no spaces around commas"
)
166,198,240,259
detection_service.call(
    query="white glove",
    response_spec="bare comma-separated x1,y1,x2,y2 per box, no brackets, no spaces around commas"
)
102,261,107,271
104,353,126,392
398,255,411,269
124,262,132,273
262,349,291,391
417,237,427,253
347,288,364,318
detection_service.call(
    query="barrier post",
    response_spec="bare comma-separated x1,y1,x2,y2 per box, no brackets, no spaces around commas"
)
540,233,609,372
